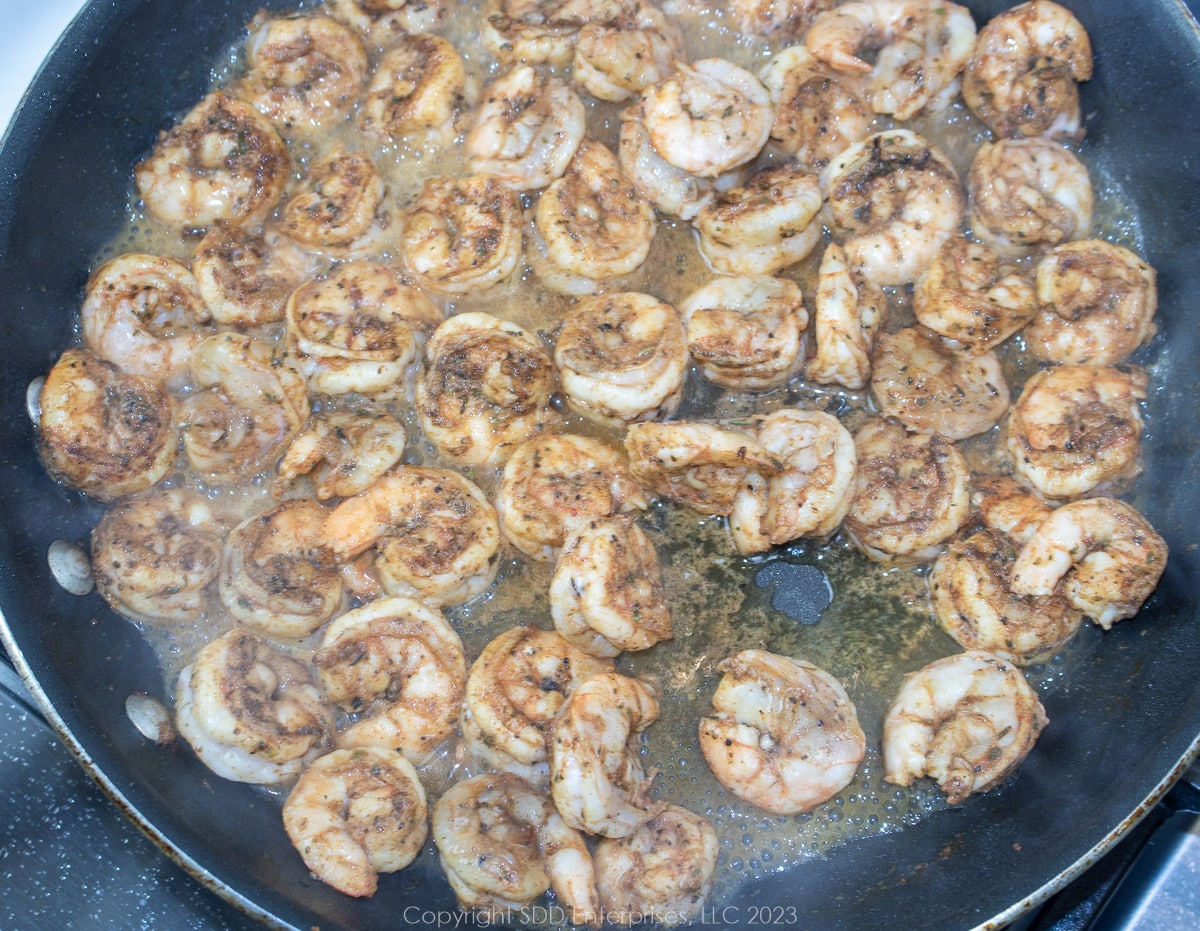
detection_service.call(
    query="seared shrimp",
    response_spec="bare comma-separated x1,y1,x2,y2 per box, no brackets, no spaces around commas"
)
882,650,1047,804
234,13,368,134
968,137,1093,256
963,0,1093,141
219,499,344,639
433,771,601,925
870,326,1011,441
594,804,718,928
1005,364,1147,500
276,404,407,501
572,3,683,102
177,334,310,483
313,596,466,761
844,417,970,561
699,650,866,815
554,291,689,428
134,91,290,232
1011,497,1168,629
550,671,663,837
693,165,823,276
729,410,857,555
730,0,835,39
617,108,715,220
481,0,633,67
678,275,808,391
971,473,1054,544
175,628,333,784
326,0,447,48
285,261,442,396
806,0,977,119
281,146,392,259
320,465,501,607
80,252,211,386
193,223,314,328
821,130,965,286
358,34,469,146
496,433,648,562
416,312,563,468
1026,239,1158,366
39,348,175,501
550,516,672,658
399,175,524,295
805,242,887,390
460,625,614,786
640,58,773,178
283,746,427,898
624,421,783,517
90,487,224,626
466,66,587,192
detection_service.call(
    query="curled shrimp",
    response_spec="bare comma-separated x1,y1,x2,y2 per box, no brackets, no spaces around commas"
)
971,473,1054,545
276,403,407,501
617,107,715,220
554,292,689,428
283,746,428,898
280,146,392,260
1010,497,1168,630
963,0,1093,141
320,465,501,608
550,671,663,837
481,0,634,67
175,628,333,785
699,650,866,815
358,33,470,146
572,2,684,102
192,223,315,328
882,650,1047,804
313,596,466,761
805,242,887,391
90,487,224,626
326,0,447,48
460,625,614,786
38,348,176,502
729,0,835,39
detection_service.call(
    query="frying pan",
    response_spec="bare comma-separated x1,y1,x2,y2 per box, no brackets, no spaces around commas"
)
1,1,1199,928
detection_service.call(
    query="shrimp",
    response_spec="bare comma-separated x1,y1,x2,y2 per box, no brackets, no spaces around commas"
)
313,596,466,761
963,0,1093,141
284,261,442,396
968,137,1093,256
481,0,634,67
1025,239,1158,366
399,175,524,295
692,165,823,276
759,44,872,173
460,626,614,786
624,421,783,517
882,650,1047,804
970,473,1054,544
495,433,649,562
218,499,345,639
80,252,212,386
174,628,333,785
234,13,368,134
821,129,965,287
572,2,683,103
432,771,601,926
593,804,718,927
90,487,224,626
805,242,887,391
1004,364,1147,501
549,516,672,658
639,58,773,179
280,146,392,259
465,65,587,192
729,0,835,39
358,34,470,146
678,275,809,391
192,223,315,329
805,0,977,120
528,139,656,294
698,650,866,815
320,465,501,608
283,746,427,898
38,348,175,502
550,671,663,837
326,0,448,50
844,417,970,561
617,108,715,220
134,91,291,233
729,410,857,556
416,312,563,469
1010,497,1168,630
275,404,407,501
176,334,310,483
870,326,1011,441
554,292,689,428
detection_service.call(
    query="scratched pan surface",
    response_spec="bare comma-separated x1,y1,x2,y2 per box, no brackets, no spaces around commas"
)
1,1,1199,928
